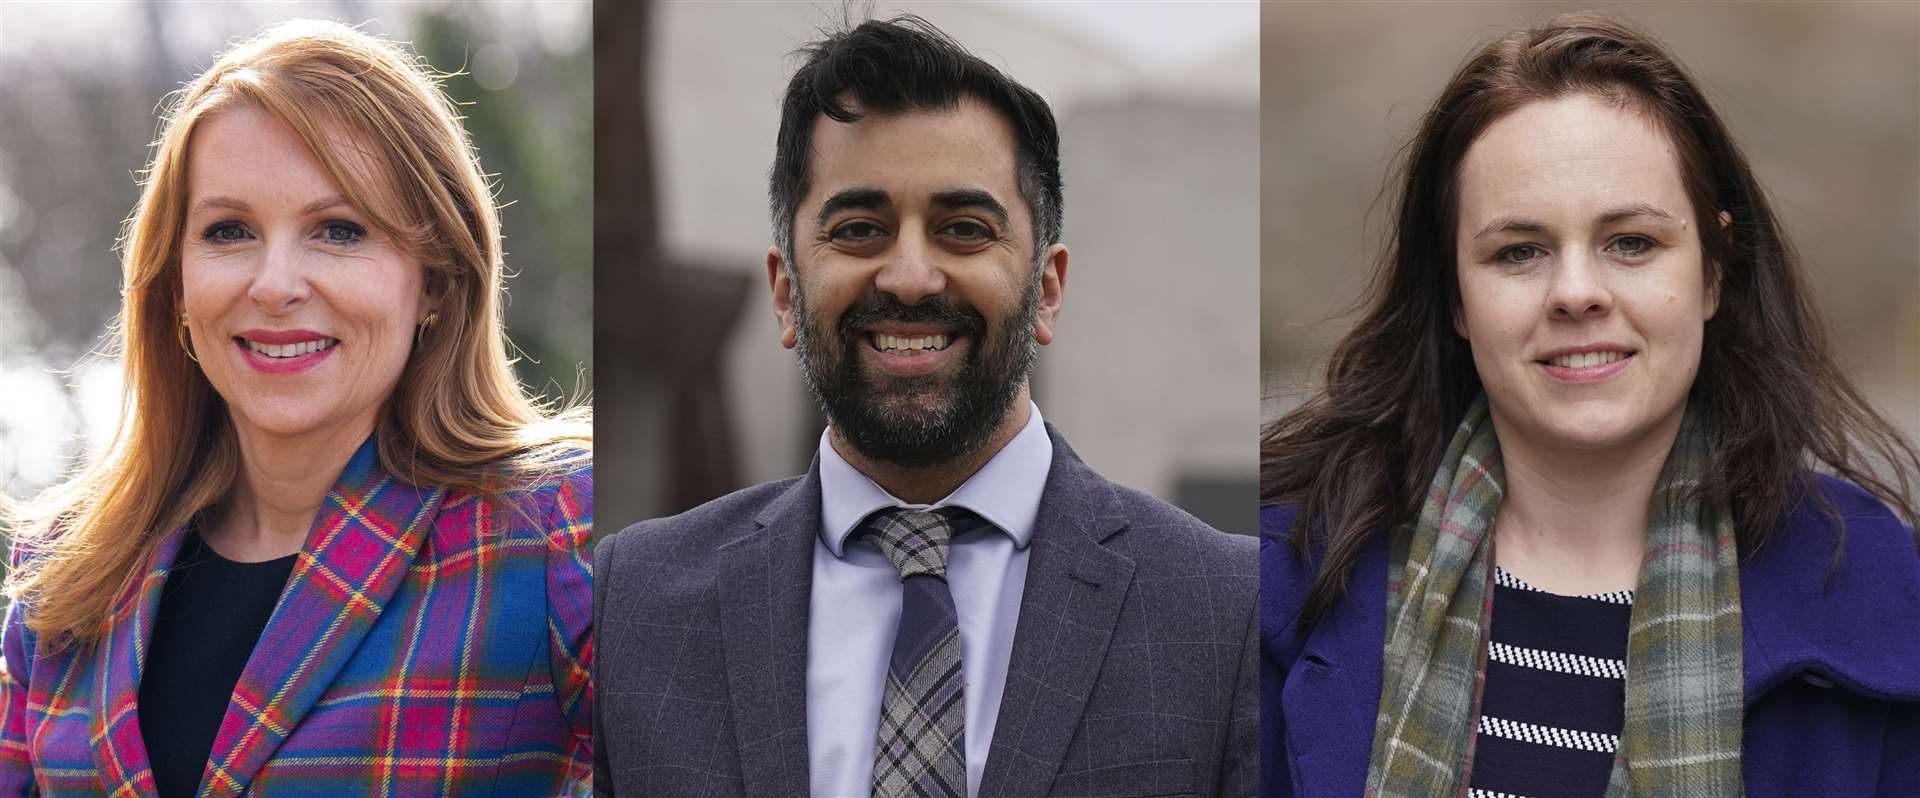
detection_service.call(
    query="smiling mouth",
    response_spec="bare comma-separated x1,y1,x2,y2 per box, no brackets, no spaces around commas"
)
239,337,339,358
1539,350,1634,369
868,332,953,354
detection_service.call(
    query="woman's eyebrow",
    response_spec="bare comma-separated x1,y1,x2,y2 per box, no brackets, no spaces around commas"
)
300,195,353,216
1595,202,1677,226
1472,202,1679,240
1472,216,1546,240
191,195,252,215
187,194,351,216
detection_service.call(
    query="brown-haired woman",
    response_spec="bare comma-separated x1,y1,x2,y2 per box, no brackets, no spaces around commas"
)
0,20,592,796
1260,13,1919,798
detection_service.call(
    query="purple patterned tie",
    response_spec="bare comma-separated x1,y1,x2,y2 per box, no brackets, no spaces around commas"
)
864,507,982,798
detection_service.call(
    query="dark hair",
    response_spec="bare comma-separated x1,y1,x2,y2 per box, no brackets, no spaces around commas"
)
768,14,1063,261
1261,13,1920,623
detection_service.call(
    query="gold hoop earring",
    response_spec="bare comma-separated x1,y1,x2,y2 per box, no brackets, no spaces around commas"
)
178,312,199,364
414,312,439,350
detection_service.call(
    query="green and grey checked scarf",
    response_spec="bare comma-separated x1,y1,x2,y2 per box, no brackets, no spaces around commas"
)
1363,395,1744,797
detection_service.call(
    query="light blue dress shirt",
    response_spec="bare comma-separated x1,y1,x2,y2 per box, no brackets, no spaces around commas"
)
807,402,1051,798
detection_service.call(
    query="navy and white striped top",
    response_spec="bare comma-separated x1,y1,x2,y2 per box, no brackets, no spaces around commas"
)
1467,566,1634,798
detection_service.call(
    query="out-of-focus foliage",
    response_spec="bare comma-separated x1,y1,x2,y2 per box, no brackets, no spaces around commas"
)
414,9,592,407
0,2,590,500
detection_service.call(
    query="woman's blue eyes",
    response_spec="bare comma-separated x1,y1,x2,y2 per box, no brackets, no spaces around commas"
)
1496,244,1544,264
205,221,250,242
1492,236,1658,264
201,220,367,245
1608,235,1654,256
320,221,367,243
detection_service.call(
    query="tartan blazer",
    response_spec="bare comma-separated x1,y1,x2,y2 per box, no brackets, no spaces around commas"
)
0,438,593,797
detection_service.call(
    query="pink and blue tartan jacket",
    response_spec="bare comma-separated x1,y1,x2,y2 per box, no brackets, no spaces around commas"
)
0,438,593,796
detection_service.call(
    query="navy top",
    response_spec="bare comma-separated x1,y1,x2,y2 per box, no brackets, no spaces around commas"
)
1467,567,1633,798
137,529,296,798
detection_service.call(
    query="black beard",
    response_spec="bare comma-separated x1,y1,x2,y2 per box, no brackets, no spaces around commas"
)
792,278,1039,468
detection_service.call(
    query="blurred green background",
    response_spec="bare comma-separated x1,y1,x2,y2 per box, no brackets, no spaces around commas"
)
0,1,591,506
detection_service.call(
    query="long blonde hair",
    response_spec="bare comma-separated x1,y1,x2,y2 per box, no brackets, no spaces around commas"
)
5,20,589,649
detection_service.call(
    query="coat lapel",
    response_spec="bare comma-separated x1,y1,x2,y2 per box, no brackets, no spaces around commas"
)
90,523,191,795
198,438,445,797
1739,478,1920,705
978,427,1136,797
1286,531,1387,797
720,466,819,797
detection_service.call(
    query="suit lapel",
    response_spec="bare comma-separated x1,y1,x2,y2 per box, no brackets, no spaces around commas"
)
198,438,445,797
720,466,819,797
979,427,1136,797
90,522,190,795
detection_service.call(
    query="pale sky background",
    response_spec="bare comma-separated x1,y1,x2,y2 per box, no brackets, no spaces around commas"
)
987,1,1256,66
0,2,1253,69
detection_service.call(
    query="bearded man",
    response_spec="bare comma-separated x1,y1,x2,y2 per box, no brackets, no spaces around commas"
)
593,16,1257,798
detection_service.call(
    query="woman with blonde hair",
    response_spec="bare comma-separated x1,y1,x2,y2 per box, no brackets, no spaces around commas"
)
0,20,591,796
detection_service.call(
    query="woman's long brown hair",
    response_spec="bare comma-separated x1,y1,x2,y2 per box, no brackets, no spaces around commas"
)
1261,13,1919,624
5,20,590,650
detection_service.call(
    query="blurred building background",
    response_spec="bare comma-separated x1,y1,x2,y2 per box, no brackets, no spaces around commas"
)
597,2,1260,534
1262,2,1920,501
0,2,591,506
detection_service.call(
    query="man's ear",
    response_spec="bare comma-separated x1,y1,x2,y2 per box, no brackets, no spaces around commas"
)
1032,243,1068,346
767,247,798,349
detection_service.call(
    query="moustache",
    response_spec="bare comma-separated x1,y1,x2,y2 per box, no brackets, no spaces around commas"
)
834,293,988,340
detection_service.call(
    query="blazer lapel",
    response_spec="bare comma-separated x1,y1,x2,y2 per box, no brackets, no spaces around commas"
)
198,439,445,798
978,428,1136,797
719,465,819,797
90,523,191,795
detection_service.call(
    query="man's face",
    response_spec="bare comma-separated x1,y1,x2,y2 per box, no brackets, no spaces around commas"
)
768,97,1066,467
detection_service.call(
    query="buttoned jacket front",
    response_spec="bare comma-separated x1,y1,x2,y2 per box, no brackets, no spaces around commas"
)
594,425,1259,797
0,440,594,797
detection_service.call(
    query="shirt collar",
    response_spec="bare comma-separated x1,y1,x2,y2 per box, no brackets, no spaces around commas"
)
818,401,1051,557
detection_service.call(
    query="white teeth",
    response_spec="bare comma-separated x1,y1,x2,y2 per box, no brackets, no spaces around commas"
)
873,333,951,353
245,338,338,358
1549,350,1627,368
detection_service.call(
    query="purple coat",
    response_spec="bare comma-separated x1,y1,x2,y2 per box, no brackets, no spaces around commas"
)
1260,474,1920,797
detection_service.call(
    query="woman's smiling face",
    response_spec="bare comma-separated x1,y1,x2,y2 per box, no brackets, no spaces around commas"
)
1452,93,1719,456
179,104,429,445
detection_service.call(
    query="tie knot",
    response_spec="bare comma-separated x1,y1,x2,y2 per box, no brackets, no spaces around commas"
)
863,507,966,580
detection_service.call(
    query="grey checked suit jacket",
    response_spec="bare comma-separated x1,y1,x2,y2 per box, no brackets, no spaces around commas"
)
593,425,1258,797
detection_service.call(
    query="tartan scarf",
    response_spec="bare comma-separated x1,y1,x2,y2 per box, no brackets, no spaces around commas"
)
1363,395,1744,797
